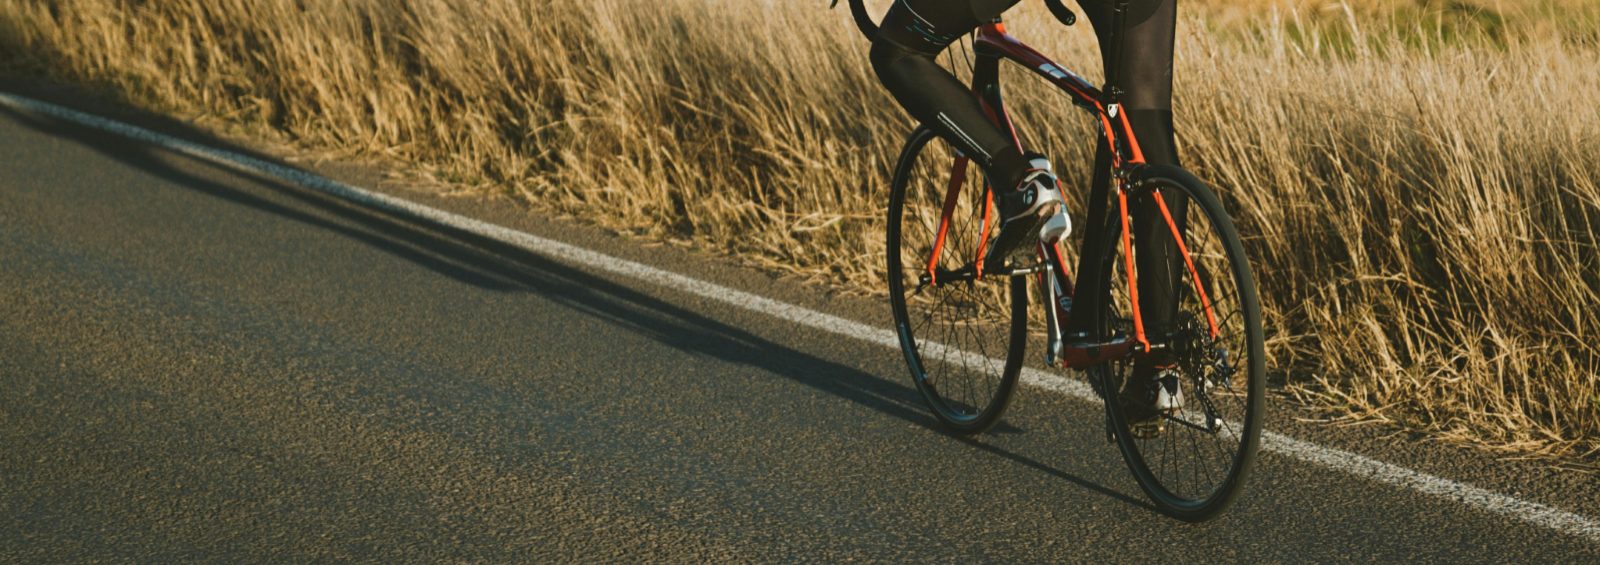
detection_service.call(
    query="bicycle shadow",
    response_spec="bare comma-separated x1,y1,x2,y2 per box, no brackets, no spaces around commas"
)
0,100,1155,513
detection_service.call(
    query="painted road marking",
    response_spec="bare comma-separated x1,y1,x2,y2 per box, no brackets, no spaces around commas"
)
3,91,1595,543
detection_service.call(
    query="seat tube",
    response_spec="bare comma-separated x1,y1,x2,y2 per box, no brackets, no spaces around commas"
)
1062,133,1116,340
972,41,1020,155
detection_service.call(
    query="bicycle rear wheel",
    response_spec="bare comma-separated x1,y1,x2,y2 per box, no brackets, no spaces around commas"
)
887,126,1027,434
1088,165,1265,521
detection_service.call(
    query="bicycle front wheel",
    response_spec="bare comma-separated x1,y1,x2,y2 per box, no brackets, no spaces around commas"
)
887,126,1027,434
1089,165,1266,521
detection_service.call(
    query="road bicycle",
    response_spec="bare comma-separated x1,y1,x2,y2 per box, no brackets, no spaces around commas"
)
837,0,1265,520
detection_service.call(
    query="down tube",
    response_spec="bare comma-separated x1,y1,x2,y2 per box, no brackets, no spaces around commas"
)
972,49,1021,154
970,48,1013,276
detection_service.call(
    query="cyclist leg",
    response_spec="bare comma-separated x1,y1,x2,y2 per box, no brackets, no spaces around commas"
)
1081,0,1187,427
872,0,1070,269
869,0,1033,190
1082,0,1184,337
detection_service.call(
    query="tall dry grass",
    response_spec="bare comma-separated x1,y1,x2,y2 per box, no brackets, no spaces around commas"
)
2,0,1595,465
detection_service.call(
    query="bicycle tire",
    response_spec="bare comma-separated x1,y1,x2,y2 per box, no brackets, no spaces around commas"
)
887,126,1028,434
1088,164,1265,521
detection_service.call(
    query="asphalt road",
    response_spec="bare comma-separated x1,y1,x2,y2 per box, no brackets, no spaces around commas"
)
2,91,1598,562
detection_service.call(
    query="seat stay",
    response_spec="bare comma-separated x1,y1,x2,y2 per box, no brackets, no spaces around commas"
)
1152,190,1222,339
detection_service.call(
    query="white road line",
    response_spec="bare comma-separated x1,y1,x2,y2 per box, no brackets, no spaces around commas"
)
3,91,1596,543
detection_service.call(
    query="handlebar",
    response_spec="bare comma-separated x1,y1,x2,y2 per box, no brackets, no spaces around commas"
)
831,0,1076,43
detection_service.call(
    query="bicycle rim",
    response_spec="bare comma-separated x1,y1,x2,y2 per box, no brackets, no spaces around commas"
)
1090,165,1265,520
887,127,1027,434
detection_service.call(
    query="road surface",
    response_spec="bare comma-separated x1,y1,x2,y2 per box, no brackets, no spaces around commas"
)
2,88,1597,561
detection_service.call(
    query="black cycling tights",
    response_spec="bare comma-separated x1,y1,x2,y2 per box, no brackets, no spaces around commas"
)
870,0,1186,335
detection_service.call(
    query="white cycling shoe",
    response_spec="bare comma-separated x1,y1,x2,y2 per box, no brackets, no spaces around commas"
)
984,155,1072,272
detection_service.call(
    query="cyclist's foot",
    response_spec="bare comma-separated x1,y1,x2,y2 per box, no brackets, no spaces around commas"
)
1120,358,1184,439
983,154,1068,273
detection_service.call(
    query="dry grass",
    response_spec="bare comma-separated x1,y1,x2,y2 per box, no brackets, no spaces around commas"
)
2,0,1595,467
